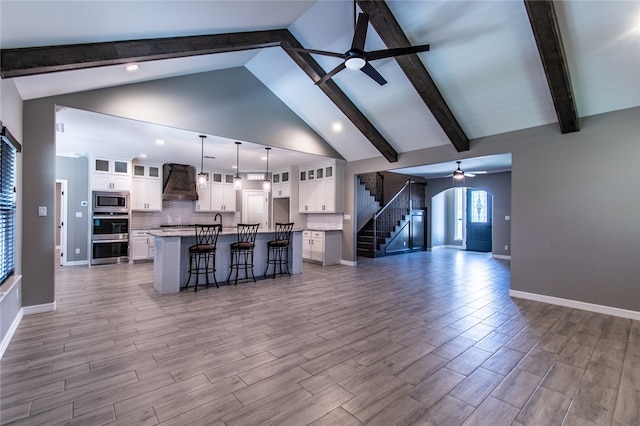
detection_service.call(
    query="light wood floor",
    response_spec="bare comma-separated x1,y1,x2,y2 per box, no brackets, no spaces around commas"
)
1,250,638,425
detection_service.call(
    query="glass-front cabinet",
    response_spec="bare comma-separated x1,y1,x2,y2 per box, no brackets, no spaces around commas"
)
298,160,344,213
91,157,131,191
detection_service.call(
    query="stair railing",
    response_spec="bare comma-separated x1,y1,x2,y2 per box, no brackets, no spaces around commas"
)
372,179,412,252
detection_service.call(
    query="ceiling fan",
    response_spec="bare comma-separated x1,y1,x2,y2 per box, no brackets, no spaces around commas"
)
448,161,487,179
289,6,430,86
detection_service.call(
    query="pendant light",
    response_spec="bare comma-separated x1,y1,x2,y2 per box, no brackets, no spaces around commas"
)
197,135,207,188
452,160,465,186
263,147,271,192
233,141,242,190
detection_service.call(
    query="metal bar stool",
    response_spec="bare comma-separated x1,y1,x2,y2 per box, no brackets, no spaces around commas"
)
227,223,260,285
264,222,294,279
184,224,222,292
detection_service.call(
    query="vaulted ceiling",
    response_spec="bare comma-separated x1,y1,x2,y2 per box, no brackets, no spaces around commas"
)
1,1,638,175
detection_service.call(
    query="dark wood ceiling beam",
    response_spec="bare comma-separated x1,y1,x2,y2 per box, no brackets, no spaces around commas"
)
357,0,469,152
280,32,397,162
524,0,579,134
1,31,286,78
1,29,398,162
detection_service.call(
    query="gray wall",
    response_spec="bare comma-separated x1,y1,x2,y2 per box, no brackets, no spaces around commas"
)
16,65,640,313
20,68,340,307
55,156,90,262
347,107,640,312
425,172,512,254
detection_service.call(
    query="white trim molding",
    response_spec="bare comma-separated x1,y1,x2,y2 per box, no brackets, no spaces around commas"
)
64,260,88,266
0,308,23,359
341,259,357,267
492,254,511,260
510,290,640,321
23,301,57,315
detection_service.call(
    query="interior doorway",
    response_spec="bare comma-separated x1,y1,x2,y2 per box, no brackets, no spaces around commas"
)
55,179,68,265
242,190,269,229
431,187,493,252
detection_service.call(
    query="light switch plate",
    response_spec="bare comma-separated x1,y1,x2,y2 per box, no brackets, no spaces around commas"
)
38,206,47,216
75,212,82,218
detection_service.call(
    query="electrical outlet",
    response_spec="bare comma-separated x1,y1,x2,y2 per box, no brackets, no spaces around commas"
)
75,248,80,254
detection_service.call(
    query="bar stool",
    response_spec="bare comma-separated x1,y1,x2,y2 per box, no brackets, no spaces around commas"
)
184,224,222,292
264,222,294,279
227,223,260,285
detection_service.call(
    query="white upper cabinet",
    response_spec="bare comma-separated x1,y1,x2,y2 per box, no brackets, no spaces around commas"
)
131,163,162,211
194,170,236,212
298,160,344,213
91,157,131,191
272,167,297,198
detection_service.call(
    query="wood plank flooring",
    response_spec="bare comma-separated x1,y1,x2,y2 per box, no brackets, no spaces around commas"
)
1,249,638,425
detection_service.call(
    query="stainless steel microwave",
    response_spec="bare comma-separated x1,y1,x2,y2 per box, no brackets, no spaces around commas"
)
92,191,129,213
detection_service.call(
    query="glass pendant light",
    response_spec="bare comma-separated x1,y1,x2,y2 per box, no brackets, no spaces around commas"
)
197,135,207,188
233,141,242,190
263,147,271,192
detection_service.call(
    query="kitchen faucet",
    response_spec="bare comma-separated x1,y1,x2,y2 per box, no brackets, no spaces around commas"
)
214,213,222,230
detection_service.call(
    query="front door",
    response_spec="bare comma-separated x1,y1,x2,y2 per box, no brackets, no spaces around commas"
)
466,189,492,252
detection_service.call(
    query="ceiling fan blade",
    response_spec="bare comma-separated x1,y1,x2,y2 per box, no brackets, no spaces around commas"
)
366,44,431,61
360,62,387,86
286,47,345,59
316,62,346,85
351,13,369,51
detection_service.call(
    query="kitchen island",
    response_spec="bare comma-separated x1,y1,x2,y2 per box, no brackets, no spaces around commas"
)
150,227,303,294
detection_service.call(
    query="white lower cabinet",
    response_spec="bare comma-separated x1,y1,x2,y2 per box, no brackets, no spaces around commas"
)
131,230,155,261
302,230,342,265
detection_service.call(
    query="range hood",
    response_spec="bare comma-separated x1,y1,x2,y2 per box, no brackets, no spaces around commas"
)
162,163,198,201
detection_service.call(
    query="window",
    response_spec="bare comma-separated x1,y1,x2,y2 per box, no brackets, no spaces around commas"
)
470,190,488,223
0,125,20,284
454,187,463,240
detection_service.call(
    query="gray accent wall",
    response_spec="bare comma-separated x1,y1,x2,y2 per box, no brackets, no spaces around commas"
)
20,68,341,307
346,107,640,312
55,156,89,263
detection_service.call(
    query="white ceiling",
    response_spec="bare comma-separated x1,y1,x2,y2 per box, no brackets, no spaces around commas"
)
2,0,639,177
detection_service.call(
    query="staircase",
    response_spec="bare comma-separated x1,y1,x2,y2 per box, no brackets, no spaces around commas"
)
357,178,426,258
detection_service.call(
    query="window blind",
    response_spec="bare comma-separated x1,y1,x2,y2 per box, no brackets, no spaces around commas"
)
0,126,18,284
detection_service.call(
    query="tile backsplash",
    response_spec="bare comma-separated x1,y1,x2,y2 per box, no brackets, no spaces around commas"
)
131,201,236,230
305,213,343,230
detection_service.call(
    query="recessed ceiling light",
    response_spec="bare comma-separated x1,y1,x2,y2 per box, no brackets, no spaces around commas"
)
139,154,148,158
332,122,343,132
155,139,165,145
125,63,139,72
261,156,267,160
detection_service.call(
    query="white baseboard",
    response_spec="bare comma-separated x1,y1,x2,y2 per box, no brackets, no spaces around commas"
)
0,308,23,359
492,254,511,260
62,260,88,266
509,290,640,321
23,301,57,315
341,259,357,267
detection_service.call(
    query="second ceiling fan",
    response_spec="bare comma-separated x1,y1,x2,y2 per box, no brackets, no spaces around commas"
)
290,6,431,86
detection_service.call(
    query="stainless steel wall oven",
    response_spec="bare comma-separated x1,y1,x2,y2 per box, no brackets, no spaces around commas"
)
91,212,129,265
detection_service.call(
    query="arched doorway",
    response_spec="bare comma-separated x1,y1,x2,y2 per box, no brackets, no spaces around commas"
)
431,187,493,252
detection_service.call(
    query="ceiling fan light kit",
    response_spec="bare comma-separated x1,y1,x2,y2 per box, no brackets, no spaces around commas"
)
292,10,430,86
453,161,465,185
